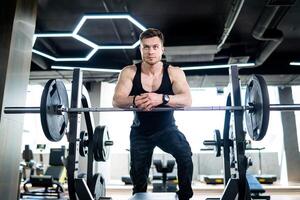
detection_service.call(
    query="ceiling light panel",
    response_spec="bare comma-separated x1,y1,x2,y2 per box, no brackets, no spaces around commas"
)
32,14,147,62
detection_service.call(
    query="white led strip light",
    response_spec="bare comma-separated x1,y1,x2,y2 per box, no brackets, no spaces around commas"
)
51,65,122,73
32,14,147,62
290,62,300,66
51,63,255,72
181,63,255,70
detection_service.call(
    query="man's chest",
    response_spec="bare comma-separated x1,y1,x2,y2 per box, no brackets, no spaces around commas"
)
141,73,163,92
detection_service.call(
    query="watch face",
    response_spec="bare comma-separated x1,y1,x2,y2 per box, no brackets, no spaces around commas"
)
164,94,170,102
163,94,170,104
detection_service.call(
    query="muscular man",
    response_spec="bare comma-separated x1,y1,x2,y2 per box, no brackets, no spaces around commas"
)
113,28,193,200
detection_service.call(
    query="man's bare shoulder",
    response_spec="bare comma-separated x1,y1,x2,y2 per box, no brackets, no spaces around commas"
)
168,65,185,76
120,64,137,78
123,64,136,72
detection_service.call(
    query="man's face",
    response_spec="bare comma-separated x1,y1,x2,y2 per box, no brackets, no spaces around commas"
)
140,36,164,65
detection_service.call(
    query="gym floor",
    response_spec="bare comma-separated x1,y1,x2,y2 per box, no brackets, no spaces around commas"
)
106,181,300,200
19,181,300,199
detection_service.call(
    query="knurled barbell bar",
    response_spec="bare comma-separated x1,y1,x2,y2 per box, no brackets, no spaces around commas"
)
4,105,251,113
5,104,300,113
4,75,300,142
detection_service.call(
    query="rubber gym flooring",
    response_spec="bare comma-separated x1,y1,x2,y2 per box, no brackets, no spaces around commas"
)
19,181,300,199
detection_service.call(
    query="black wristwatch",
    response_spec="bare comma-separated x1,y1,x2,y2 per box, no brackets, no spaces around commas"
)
162,94,170,105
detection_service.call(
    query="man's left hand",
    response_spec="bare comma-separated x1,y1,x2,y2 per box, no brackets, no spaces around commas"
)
139,93,163,111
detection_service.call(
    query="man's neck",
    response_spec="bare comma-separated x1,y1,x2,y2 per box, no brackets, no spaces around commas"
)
141,61,163,75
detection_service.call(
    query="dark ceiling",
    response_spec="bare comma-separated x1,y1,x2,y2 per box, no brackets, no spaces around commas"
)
31,0,300,80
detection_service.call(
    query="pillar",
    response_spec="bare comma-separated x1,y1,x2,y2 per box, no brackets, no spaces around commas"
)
0,0,37,198
278,86,300,183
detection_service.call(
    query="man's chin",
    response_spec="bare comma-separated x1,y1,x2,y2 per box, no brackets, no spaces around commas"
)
144,60,160,65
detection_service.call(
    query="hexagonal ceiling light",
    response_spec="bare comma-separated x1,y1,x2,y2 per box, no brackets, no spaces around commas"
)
32,14,147,62
32,33,98,62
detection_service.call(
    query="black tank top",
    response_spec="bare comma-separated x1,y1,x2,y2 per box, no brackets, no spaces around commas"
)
129,62,176,135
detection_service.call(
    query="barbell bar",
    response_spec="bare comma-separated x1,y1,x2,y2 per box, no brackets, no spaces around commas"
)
4,104,300,114
3,75,300,142
4,105,250,113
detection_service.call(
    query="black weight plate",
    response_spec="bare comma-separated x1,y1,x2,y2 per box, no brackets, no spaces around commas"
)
40,79,69,142
93,126,101,161
90,173,106,199
93,126,112,162
245,75,270,141
214,130,221,157
79,131,88,157
101,126,112,161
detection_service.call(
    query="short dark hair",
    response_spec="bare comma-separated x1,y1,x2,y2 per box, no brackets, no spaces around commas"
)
139,28,164,45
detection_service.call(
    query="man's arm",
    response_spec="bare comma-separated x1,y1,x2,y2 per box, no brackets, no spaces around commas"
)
167,66,192,107
112,66,136,108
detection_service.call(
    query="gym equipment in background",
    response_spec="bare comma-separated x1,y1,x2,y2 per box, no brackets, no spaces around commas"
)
152,160,177,192
20,145,35,181
21,148,66,199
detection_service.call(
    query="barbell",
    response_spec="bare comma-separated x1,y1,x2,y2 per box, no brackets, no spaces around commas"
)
4,75,300,142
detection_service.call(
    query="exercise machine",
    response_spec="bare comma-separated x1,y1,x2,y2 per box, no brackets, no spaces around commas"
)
246,147,277,184
35,144,46,175
20,145,35,181
152,159,177,192
21,147,66,199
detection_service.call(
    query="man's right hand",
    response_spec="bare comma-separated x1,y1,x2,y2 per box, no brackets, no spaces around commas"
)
134,93,163,111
